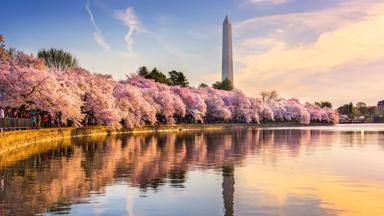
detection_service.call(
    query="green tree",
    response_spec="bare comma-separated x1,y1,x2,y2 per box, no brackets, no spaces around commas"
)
137,66,191,87
6,47,17,58
168,71,189,87
337,102,360,119
0,35,9,63
366,106,378,118
315,101,333,109
37,48,78,70
356,102,368,116
137,66,149,77
261,90,280,102
212,78,234,91
337,104,348,116
145,68,170,85
199,83,208,88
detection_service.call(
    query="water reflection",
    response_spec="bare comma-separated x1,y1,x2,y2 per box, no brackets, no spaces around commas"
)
222,165,234,216
0,126,384,215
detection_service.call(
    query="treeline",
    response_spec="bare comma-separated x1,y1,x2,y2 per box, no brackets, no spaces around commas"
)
136,66,234,91
0,36,339,128
337,102,384,122
137,66,189,87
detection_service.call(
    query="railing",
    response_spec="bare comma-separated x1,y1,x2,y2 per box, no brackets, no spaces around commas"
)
0,118,33,130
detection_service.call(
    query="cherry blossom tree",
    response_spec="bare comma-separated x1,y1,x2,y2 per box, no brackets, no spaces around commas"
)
59,68,119,127
0,52,339,128
305,103,323,122
113,82,157,128
0,53,83,125
270,101,286,121
127,75,186,124
323,107,339,124
171,86,207,122
197,87,231,121
228,90,259,123
304,102,339,124
258,102,274,122
283,99,310,124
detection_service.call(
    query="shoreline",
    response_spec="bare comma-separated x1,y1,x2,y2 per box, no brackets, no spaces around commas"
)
0,123,332,156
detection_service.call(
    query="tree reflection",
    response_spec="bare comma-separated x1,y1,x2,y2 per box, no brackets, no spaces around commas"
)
0,128,383,215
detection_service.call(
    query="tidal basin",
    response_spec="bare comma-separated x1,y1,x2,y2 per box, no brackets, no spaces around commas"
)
1,124,384,216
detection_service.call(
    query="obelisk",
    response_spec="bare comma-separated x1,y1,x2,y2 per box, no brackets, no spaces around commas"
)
222,16,233,83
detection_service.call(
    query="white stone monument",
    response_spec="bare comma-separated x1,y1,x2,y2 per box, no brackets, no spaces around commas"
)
222,16,233,83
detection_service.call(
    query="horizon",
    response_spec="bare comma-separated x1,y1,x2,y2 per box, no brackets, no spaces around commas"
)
1,0,384,107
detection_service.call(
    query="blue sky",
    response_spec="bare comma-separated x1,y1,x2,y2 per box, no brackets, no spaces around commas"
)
1,0,384,106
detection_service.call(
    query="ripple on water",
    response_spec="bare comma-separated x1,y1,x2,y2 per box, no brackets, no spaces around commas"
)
0,124,384,215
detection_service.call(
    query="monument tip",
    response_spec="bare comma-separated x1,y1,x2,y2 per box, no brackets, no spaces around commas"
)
224,15,230,23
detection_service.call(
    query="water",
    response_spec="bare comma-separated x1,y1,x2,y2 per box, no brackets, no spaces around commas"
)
1,124,384,216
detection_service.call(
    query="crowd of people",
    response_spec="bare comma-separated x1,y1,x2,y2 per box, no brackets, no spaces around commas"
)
0,106,4,118
0,105,102,130
0,106,61,129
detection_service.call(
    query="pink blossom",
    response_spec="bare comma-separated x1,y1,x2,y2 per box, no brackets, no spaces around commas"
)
0,53,339,128
171,86,207,122
127,75,186,124
114,82,157,128
198,87,232,121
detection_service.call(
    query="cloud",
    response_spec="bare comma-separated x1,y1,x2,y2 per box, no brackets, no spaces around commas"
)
234,0,384,106
239,14,384,77
93,32,111,52
114,7,143,52
246,0,289,5
85,0,111,52
235,0,375,39
85,0,100,31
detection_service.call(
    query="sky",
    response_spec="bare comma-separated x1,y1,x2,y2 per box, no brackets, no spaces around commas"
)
1,0,384,107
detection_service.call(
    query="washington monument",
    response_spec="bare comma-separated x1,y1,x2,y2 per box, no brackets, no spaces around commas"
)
222,16,233,83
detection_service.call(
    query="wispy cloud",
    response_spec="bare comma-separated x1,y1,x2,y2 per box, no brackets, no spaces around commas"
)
245,0,289,6
114,7,143,53
93,32,111,52
85,0,111,52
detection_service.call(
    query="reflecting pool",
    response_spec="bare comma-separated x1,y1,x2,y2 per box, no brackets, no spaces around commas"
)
1,124,384,216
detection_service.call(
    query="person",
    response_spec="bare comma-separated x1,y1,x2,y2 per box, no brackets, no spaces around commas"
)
36,111,41,129
50,118,55,128
12,109,18,118
0,106,5,118
22,112,29,119
30,111,37,129
5,108,11,118
42,114,49,128
0,106,4,132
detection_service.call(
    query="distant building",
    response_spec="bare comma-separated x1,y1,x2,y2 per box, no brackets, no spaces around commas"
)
339,114,349,121
378,100,384,113
222,16,233,83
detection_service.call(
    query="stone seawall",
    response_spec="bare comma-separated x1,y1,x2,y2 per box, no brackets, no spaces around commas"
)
0,127,108,154
0,122,329,155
